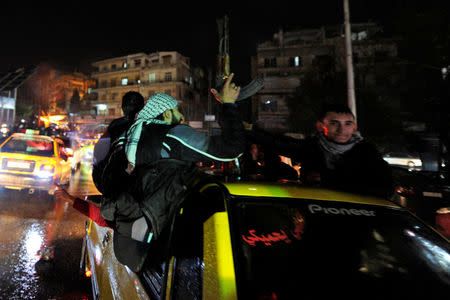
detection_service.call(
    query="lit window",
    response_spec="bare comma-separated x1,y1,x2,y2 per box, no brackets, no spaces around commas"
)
149,73,156,83
295,56,301,67
121,78,128,86
261,99,278,112
122,62,127,69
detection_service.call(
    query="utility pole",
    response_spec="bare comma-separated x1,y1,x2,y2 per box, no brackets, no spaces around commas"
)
344,0,357,120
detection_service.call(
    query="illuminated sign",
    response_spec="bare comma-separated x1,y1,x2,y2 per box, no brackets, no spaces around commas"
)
242,212,304,247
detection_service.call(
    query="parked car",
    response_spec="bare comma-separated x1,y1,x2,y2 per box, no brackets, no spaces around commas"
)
383,151,423,171
0,130,72,194
81,179,450,300
392,166,450,225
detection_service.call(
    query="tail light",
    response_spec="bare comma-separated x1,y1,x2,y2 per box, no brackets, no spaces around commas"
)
395,186,415,196
84,269,92,277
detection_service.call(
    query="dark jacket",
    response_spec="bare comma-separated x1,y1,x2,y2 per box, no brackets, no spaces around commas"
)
247,128,394,198
92,117,132,193
105,103,245,272
136,104,245,165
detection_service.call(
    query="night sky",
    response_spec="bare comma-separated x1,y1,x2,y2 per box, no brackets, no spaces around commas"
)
1,1,448,84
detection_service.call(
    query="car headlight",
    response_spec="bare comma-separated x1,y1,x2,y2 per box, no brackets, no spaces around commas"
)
37,164,55,178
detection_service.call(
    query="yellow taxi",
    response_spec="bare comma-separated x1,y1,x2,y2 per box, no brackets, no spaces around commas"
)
81,179,450,300
0,130,72,194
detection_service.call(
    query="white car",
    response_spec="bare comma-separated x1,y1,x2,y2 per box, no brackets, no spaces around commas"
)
383,152,422,171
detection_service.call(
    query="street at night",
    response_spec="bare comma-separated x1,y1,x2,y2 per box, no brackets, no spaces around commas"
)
0,1,450,299
0,167,97,299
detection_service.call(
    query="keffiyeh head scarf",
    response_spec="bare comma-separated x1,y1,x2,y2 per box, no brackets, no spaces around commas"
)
125,93,179,167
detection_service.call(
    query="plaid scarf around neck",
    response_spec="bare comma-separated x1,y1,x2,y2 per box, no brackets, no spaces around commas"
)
125,93,178,167
316,132,363,169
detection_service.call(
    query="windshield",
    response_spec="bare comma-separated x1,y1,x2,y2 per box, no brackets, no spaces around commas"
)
229,197,450,299
1,136,54,157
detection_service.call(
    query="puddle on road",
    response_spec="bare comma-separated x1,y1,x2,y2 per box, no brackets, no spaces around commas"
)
0,194,91,299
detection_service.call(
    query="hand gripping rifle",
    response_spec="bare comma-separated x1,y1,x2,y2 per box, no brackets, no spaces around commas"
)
215,15,264,102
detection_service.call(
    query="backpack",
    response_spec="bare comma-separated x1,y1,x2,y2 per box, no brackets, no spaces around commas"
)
100,124,200,272
134,159,199,240
99,134,133,198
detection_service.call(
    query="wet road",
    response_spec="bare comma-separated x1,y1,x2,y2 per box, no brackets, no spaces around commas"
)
0,164,99,300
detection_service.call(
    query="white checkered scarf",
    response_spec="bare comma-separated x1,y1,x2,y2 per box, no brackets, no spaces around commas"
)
125,93,178,167
316,131,363,169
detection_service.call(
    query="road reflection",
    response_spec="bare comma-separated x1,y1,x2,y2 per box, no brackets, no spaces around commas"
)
0,166,94,299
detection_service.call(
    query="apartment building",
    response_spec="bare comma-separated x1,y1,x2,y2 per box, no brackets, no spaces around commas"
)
88,51,202,125
251,23,398,132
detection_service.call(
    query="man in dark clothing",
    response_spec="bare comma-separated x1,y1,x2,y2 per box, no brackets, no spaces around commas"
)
247,104,394,198
103,74,245,272
92,91,144,191
125,74,244,169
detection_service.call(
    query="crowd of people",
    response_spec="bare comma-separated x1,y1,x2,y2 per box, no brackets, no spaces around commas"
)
55,73,398,271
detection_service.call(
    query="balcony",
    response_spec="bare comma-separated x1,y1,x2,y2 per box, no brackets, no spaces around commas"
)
91,65,141,76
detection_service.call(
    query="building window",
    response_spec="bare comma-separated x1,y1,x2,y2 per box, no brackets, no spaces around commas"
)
134,59,141,67
122,78,128,86
111,64,116,70
122,62,127,69
264,58,277,68
163,55,172,64
111,93,117,100
149,73,156,83
260,98,278,112
97,104,107,115
110,79,116,87
289,56,301,67
165,72,172,82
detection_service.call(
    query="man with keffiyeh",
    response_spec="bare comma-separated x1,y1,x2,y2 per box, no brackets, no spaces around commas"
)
100,74,245,272
246,104,394,198
125,73,244,170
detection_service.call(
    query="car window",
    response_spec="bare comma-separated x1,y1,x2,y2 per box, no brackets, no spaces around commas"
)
57,142,68,159
0,136,54,157
229,197,450,299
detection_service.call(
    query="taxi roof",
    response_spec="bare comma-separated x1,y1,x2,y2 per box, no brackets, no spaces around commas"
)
10,132,54,142
222,181,399,208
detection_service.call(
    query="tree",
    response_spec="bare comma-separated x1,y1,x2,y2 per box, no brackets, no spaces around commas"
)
25,63,64,115
68,88,81,114
15,102,34,120
286,59,403,147
286,64,347,136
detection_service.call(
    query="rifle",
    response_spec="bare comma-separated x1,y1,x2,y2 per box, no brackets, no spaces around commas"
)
215,15,264,102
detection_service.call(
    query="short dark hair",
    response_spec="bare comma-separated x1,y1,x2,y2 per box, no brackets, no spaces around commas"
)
318,104,354,120
122,91,145,119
